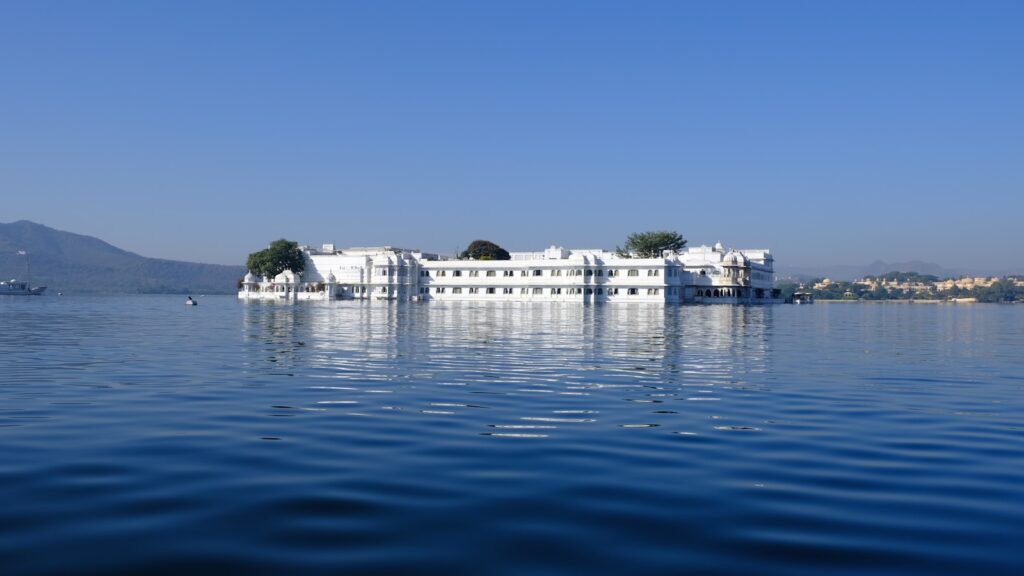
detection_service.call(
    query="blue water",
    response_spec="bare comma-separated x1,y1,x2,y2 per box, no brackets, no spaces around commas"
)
1,296,1023,575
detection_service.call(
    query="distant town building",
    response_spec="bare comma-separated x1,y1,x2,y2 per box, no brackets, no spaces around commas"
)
933,277,1023,291
850,275,1024,296
813,278,834,290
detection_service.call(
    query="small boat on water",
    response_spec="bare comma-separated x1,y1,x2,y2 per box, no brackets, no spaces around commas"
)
1,279,46,295
790,291,814,304
186,296,198,306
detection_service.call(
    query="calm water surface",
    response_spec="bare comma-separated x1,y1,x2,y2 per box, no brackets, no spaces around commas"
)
2,296,1023,575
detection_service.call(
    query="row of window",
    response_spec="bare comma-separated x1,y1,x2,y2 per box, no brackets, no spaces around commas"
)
337,286,385,294
422,267,680,278
326,283,680,296
420,287,672,296
723,268,751,279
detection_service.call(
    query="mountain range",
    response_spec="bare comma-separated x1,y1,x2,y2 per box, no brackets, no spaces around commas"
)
0,220,244,294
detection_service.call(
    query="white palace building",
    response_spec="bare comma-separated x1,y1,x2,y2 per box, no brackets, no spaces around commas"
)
239,241,779,304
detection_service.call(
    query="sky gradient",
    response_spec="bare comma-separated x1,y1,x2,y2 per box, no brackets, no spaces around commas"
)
2,1,1022,270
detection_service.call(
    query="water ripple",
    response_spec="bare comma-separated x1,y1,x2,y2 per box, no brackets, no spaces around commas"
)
1,297,1023,574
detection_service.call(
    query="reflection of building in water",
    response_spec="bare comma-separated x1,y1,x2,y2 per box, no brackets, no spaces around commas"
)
239,241,779,304
423,302,590,347
240,299,310,373
583,304,771,385
241,300,772,399
242,300,413,379
675,305,773,382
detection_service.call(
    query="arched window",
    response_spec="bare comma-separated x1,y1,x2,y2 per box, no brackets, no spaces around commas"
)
713,289,720,297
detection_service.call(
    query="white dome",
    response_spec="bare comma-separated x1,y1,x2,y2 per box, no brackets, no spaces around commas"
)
326,271,337,283
713,241,724,252
725,251,747,266
243,271,258,283
274,269,299,283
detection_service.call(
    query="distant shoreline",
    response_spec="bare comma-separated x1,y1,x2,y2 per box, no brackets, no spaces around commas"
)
814,299,1018,304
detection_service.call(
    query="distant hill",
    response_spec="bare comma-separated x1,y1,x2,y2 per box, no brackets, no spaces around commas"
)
860,260,953,278
776,260,1002,282
0,220,244,294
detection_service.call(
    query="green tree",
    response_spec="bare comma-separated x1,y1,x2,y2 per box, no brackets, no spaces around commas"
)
616,230,687,258
459,240,511,260
246,239,306,278
975,278,1020,302
867,285,889,300
774,280,801,300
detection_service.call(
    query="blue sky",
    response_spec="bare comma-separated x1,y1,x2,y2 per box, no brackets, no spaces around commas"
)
2,1,1021,269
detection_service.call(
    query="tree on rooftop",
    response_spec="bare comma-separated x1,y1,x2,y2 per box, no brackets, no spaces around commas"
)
246,239,306,278
459,240,511,261
615,230,687,258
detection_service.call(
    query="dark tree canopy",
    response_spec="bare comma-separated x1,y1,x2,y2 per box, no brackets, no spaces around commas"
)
246,239,306,278
460,239,511,260
616,230,687,258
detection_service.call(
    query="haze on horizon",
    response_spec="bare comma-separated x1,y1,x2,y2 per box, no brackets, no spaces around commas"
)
2,1,1021,271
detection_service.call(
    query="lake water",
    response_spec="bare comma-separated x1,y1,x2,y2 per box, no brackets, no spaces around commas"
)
1,296,1023,575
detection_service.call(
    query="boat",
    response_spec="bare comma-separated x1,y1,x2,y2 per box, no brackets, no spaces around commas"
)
791,291,814,304
1,279,46,295
186,296,198,306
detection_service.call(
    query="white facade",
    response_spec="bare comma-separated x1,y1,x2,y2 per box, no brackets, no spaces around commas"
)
239,242,778,304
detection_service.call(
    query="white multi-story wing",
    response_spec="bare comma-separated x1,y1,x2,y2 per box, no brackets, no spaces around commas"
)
239,241,777,304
